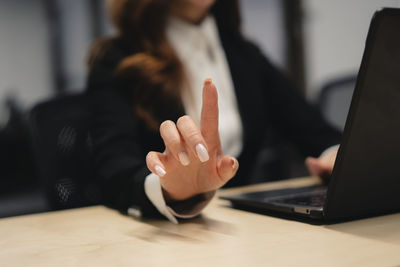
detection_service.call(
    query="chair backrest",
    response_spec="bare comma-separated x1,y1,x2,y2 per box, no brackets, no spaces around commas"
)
318,75,357,131
29,94,102,210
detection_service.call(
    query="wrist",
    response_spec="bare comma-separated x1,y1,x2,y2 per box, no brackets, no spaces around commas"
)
161,187,178,203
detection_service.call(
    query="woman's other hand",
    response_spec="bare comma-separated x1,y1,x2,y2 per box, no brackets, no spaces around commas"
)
305,147,338,177
145,79,239,201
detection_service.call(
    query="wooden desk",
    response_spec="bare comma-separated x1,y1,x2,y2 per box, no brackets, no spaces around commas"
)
1,177,399,267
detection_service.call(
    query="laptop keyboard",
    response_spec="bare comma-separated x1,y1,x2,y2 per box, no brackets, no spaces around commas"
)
239,185,327,208
271,190,327,207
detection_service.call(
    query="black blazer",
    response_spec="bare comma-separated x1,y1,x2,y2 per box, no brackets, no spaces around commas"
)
86,25,341,217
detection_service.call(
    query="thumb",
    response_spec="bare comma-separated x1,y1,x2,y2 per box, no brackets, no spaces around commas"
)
217,155,239,184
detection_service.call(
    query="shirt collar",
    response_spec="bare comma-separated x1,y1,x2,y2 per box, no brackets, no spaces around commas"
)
166,15,220,60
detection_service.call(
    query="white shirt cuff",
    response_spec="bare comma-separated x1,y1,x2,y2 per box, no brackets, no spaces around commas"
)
320,144,340,157
144,173,215,224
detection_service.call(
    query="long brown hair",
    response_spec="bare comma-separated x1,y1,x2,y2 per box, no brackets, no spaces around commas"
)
89,0,241,130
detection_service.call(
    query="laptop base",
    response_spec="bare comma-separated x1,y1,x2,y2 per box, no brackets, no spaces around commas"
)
221,185,326,221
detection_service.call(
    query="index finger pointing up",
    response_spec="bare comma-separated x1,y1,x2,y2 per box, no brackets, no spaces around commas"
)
200,78,220,147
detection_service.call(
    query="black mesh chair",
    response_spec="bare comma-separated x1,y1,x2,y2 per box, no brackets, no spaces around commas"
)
29,94,102,210
0,97,49,218
318,75,357,131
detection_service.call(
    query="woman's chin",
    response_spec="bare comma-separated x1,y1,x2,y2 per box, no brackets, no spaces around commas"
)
186,0,216,10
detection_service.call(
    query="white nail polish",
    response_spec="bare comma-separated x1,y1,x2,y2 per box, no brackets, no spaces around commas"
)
196,144,209,162
231,158,238,170
155,165,166,177
178,152,190,166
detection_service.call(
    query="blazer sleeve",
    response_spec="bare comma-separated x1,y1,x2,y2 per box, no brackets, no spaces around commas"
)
252,44,341,157
86,43,161,217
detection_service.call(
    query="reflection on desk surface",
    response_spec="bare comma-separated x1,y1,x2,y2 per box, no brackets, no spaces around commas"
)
0,177,399,267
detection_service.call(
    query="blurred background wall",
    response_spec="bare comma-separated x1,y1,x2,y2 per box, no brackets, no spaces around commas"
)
303,0,400,99
241,0,286,69
1,0,399,125
0,1,52,122
1,0,399,120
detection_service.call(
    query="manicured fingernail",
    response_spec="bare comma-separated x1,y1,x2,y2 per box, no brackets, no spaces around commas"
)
196,144,209,162
231,158,238,170
178,152,190,166
155,165,166,177
205,78,212,85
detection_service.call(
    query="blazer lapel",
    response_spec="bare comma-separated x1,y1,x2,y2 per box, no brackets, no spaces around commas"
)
218,31,269,147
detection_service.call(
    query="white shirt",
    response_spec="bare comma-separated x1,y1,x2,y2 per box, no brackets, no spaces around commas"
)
135,16,243,224
167,16,243,158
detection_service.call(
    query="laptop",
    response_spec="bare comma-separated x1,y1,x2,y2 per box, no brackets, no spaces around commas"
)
221,8,400,222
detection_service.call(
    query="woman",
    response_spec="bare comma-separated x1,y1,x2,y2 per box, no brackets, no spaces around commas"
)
87,0,340,223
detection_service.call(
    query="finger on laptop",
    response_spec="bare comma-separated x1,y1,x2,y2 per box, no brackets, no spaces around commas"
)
305,157,332,176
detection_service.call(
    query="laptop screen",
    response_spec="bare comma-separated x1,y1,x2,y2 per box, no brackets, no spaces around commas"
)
327,9,400,219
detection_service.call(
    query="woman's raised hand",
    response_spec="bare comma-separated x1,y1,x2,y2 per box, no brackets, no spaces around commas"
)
145,79,239,201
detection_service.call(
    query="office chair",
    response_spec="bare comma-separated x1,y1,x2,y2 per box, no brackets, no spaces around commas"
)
317,75,357,131
29,94,102,210
0,96,49,218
